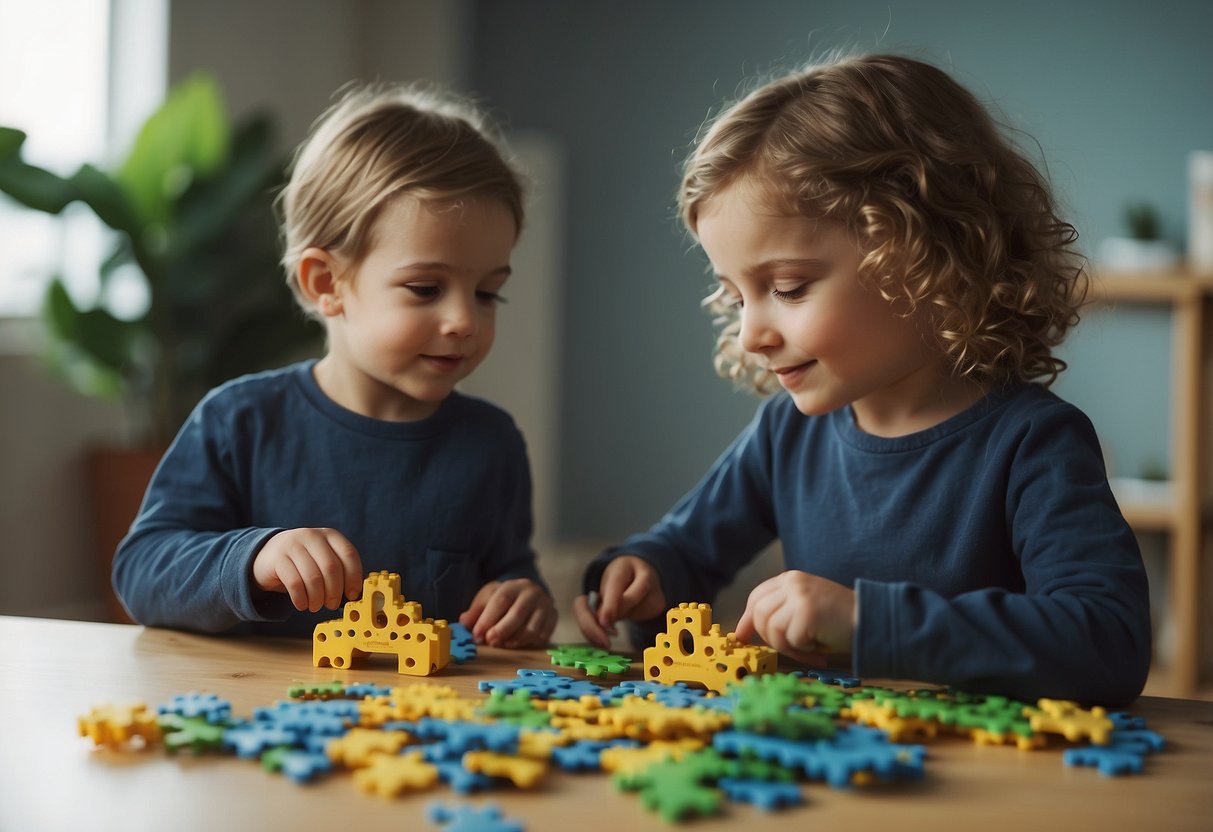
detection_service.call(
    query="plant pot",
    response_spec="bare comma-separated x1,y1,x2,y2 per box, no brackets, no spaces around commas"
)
1096,237,1180,273
86,446,163,624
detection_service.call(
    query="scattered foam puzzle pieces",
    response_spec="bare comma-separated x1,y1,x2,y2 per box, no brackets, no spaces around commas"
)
224,723,300,758
1026,699,1115,745
410,718,522,755
599,738,707,774
78,702,163,748
478,669,605,701
354,750,441,797
804,669,862,687
730,673,835,739
1063,744,1145,776
427,801,525,832
326,727,411,767
158,713,230,755
449,623,478,664
598,694,732,741
717,777,804,811
432,759,499,793
287,681,347,700
614,749,733,823
713,726,926,788
461,751,547,788
157,692,232,724
476,690,552,728
547,644,633,677
254,700,355,737
1108,711,1149,731
261,746,334,783
549,738,642,772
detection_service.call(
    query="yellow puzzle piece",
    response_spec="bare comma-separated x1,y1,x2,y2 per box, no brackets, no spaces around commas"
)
313,571,451,676
78,702,163,748
643,603,777,693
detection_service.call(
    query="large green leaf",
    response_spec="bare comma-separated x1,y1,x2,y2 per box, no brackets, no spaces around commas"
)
42,278,138,374
0,155,77,213
115,72,231,226
0,127,26,159
71,164,141,235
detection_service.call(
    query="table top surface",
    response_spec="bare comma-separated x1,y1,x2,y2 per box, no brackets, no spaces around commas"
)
2,615,1211,832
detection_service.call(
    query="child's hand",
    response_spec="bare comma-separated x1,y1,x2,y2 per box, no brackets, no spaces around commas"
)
459,578,556,648
573,555,667,649
251,528,363,612
734,570,856,667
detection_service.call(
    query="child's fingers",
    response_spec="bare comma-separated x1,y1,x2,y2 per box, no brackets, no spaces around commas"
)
321,528,363,600
458,582,499,633
288,547,329,612
484,585,546,645
275,556,310,611
504,603,557,649
616,567,664,622
573,595,611,649
735,607,756,643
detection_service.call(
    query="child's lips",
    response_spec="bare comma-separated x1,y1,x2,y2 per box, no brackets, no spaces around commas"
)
422,354,465,372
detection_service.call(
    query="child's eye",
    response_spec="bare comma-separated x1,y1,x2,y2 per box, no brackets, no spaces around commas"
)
405,284,440,299
476,290,508,305
772,283,808,301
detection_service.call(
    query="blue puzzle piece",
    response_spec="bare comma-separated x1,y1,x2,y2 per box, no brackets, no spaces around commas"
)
224,723,300,758
341,682,395,699
1063,745,1146,776
272,748,334,783
800,669,862,688
1107,712,1148,731
1108,729,1165,753
427,801,524,832
713,727,925,788
718,777,804,811
411,718,521,754
157,692,232,723
478,670,604,701
550,738,642,772
449,623,478,664
432,760,499,793
254,701,354,736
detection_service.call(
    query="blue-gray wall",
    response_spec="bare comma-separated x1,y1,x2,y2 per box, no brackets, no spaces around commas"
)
470,0,1213,540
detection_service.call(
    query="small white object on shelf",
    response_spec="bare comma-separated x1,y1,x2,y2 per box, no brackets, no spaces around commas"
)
1097,237,1181,274
1110,476,1174,509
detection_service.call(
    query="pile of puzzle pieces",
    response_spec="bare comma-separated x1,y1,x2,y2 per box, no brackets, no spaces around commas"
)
77,641,1167,827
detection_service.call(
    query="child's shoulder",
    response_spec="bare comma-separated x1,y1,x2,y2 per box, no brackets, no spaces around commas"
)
447,391,525,440
197,361,311,414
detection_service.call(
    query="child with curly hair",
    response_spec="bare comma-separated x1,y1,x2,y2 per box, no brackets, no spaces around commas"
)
577,53,1150,704
115,83,556,647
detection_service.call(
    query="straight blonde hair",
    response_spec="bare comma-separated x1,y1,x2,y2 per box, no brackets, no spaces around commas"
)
278,83,524,317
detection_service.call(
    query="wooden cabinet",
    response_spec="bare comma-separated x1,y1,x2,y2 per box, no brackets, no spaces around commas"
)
1091,270,1213,699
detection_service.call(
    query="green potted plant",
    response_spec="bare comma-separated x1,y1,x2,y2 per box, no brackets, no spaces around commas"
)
1096,201,1180,274
0,72,320,619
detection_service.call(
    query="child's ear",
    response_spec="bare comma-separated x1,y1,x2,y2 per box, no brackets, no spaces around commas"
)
298,247,344,318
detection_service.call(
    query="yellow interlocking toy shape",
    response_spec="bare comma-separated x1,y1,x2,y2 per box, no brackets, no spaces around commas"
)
643,603,777,693
313,571,451,676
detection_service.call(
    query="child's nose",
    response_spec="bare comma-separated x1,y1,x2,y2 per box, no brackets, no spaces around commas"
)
738,306,779,353
440,297,477,337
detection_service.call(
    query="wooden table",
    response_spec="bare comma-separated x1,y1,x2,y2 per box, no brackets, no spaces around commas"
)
2,615,1211,831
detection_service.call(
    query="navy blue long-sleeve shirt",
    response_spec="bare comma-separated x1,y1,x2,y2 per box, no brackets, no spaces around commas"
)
114,361,546,636
585,384,1151,705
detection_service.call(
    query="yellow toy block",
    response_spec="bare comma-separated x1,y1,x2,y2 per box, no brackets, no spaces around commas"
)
353,751,439,798
78,702,163,748
313,571,451,676
642,603,777,693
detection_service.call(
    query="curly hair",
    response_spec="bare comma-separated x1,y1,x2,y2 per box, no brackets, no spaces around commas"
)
278,82,524,319
679,53,1088,394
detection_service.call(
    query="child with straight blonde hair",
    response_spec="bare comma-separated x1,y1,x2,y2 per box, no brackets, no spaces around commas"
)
115,83,557,647
577,53,1151,704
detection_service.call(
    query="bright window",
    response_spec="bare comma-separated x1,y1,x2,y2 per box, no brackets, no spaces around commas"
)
0,0,167,319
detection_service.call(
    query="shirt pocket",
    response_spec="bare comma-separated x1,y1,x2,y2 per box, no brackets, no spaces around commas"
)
425,548,477,617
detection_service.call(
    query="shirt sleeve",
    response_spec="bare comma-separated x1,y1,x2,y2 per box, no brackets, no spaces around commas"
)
853,407,1152,707
480,426,550,594
111,397,293,632
583,401,779,609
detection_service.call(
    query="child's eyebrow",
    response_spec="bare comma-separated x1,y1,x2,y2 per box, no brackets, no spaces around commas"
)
394,262,513,279
742,258,829,277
